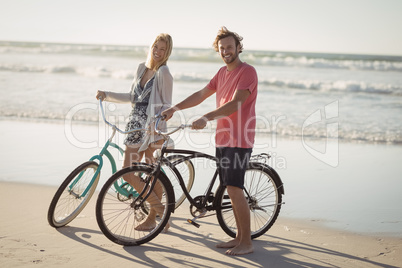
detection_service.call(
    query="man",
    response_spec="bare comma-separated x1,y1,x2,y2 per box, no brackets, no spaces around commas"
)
162,26,258,255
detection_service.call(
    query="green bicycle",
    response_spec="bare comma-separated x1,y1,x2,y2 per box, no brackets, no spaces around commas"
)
47,100,195,228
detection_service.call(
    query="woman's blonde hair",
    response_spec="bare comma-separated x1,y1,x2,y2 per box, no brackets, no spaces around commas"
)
145,33,173,71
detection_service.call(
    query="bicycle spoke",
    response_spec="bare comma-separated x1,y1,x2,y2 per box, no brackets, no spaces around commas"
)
96,166,174,246
48,161,99,228
216,165,283,239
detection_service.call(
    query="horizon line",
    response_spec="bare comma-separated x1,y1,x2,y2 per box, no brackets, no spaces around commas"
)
1,39,402,58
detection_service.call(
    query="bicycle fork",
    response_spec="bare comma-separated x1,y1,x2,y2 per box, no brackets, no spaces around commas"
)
131,165,162,211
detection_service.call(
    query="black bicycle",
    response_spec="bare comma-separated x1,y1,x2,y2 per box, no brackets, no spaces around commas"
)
96,116,285,246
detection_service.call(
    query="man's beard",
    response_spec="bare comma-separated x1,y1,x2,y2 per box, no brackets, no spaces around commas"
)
222,50,239,64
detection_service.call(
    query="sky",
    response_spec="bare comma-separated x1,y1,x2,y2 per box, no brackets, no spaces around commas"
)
1,0,402,56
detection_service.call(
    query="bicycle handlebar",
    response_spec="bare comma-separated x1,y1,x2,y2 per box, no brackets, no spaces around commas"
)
154,115,192,137
99,99,191,137
99,99,147,135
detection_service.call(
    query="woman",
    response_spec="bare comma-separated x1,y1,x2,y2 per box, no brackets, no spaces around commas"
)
96,33,173,231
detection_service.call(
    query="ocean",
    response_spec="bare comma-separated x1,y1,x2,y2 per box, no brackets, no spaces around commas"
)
1,41,402,235
1,40,401,145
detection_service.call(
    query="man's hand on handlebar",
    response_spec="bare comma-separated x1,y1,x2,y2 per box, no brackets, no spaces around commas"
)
191,117,207,130
96,90,106,101
161,107,175,121
161,108,207,130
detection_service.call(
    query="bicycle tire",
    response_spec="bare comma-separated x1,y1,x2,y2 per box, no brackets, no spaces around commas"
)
215,163,283,239
96,164,174,246
164,155,195,208
47,161,100,228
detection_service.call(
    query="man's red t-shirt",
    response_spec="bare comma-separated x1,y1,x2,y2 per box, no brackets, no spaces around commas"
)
207,62,258,148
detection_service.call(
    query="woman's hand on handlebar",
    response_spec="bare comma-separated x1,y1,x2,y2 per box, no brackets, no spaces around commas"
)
96,90,106,101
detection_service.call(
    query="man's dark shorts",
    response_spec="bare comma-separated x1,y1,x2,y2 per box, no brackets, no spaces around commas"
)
216,147,252,189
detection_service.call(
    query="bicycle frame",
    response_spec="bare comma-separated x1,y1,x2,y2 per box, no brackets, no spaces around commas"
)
129,146,220,214
139,135,285,216
70,99,146,199
162,148,219,210
69,132,124,198
159,148,282,211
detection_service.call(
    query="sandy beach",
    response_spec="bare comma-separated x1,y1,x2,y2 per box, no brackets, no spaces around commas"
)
1,119,402,267
0,181,401,267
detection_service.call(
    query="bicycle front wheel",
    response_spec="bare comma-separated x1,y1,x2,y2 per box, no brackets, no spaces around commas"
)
164,155,195,208
96,165,174,246
47,161,100,228
215,164,283,239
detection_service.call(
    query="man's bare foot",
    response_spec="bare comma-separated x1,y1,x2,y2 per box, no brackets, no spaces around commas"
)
216,239,239,248
225,244,254,256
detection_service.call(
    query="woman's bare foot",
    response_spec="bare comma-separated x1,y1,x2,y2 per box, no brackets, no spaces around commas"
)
135,219,156,231
216,239,239,248
162,219,171,233
135,218,171,232
225,243,254,256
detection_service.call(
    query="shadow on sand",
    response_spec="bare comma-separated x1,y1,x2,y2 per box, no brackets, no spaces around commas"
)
56,215,397,268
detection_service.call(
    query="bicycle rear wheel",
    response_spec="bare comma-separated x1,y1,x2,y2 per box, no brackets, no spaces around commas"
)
47,161,100,228
96,165,174,246
164,155,195,208
215,164,283,239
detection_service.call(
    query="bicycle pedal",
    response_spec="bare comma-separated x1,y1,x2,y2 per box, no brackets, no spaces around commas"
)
187,219,200,228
